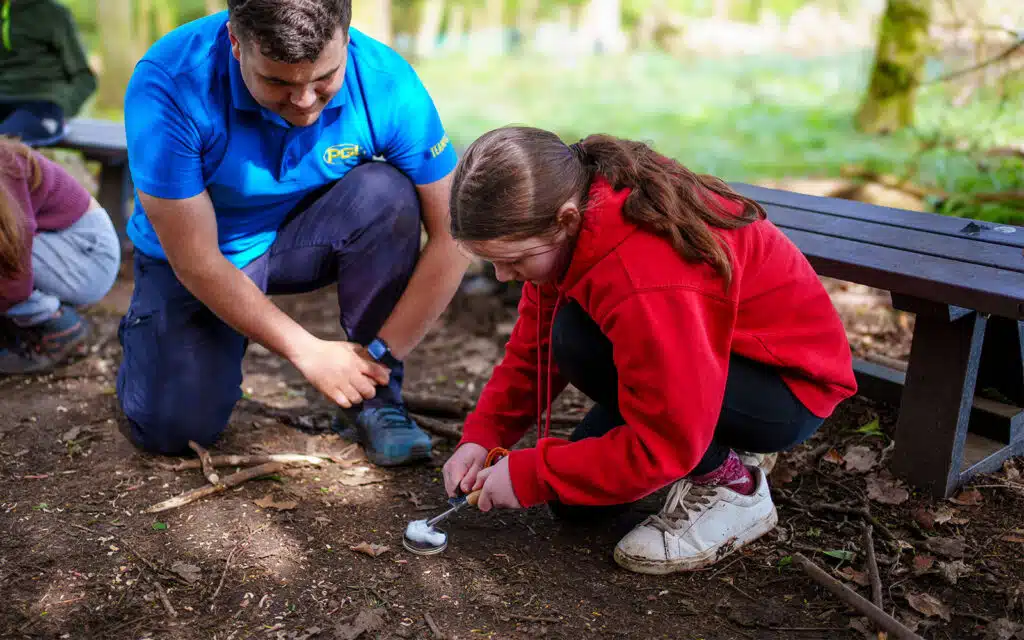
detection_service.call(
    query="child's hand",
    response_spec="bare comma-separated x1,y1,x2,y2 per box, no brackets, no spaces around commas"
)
443,442,488,497
472,457,521,511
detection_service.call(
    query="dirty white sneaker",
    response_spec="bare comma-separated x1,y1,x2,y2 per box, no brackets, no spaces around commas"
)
613,467,777,575
738,451,777,474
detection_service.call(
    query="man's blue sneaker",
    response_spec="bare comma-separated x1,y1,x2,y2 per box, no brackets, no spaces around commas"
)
335,405,433,466
0,306,89,375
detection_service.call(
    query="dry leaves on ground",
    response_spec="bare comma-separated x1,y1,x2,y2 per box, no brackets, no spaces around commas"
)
837,566,870,586
922,536,967,559
822,449,844,465
912,554,936,575
938,560,972,585
335,608,385,640
865,471,910,505
843,445,878,473
254,494,299,511
949,488,984,506
170,561,201,584
984,617,1024,640
906,592,952,622
349,542,389,558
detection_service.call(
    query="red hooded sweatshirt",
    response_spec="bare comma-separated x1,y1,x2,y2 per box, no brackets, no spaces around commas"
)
458,175,858,508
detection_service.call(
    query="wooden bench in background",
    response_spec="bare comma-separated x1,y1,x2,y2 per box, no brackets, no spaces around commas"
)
52,117,133,251
731,183,1024,498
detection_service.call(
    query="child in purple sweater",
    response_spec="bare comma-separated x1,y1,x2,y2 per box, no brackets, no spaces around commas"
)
0,137,120,373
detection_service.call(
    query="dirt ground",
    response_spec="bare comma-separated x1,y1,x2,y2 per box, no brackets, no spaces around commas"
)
2,261,1023,640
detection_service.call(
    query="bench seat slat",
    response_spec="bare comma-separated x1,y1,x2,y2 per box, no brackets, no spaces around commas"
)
732,182,1024,250
766,205,1024,275
781,228,1024,319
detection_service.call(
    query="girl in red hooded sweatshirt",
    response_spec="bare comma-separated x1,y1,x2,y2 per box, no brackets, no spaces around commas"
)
442,126,858,575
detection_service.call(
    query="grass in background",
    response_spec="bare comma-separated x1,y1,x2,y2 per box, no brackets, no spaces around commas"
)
416,50,1024,223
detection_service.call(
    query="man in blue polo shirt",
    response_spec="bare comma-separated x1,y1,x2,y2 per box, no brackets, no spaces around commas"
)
116,0,469,466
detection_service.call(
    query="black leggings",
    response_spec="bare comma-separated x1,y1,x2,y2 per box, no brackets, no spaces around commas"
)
548,300,822,516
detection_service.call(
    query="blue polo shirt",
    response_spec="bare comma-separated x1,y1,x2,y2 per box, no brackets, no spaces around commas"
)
123,11,457,268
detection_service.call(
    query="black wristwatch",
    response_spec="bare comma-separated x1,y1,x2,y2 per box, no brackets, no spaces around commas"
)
367,337,400,368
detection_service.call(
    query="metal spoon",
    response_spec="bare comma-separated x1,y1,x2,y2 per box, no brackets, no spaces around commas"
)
402,490,481,555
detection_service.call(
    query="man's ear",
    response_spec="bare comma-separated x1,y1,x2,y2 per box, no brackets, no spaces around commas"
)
227,22,243,61
556,201,581,236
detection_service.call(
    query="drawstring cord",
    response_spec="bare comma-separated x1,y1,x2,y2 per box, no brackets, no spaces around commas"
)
2,0,12,52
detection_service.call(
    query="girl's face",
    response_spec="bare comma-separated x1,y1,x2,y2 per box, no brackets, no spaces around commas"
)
467,232,573,285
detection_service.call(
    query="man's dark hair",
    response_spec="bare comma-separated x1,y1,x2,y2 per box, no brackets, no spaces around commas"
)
228,0,352,63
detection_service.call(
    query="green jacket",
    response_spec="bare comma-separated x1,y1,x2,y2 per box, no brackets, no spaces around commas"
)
0,0,97,116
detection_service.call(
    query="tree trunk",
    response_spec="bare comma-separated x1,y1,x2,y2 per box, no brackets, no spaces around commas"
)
415,0,445,58
854,0,932,134
96,0,136,112
354,0,392,46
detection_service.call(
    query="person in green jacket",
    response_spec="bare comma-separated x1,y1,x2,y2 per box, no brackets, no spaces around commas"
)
0,0,97,146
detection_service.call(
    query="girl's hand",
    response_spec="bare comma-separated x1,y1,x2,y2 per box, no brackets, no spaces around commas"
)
442,442,488,497
472,456,521,511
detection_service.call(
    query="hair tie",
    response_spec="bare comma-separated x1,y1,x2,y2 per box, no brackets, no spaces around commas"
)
568,141,585,160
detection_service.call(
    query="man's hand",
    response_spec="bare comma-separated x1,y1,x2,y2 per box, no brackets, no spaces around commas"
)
472,456,522,511
290,338,391,408
442,442,489,497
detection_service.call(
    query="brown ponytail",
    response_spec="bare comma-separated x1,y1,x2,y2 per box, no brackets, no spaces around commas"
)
0,137,41,278
450,126,766,286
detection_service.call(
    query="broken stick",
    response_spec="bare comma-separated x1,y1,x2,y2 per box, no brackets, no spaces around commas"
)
156,453,327,472
863,523,884,610
792,553,922,640
411,414,462,440
188,440,220,485
145,462,286,513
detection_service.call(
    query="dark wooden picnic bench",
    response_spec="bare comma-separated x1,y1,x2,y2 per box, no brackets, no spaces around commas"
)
52,117,133,251
730,183,1024,498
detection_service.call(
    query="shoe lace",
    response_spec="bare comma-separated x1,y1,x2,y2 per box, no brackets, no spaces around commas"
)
371,406,415,430
644,480,720,533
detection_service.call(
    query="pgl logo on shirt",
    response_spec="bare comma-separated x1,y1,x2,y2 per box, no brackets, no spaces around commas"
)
323,144,362,165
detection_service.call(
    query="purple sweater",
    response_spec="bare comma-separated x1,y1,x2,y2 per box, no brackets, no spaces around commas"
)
1,148,92,312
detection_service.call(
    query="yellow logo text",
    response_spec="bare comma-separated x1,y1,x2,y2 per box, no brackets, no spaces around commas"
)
429,135,449,159
323,144,362,165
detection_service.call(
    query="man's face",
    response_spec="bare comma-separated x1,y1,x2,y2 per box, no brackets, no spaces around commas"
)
229,24,348,128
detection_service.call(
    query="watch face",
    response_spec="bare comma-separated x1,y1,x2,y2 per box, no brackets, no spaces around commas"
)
368,340,387,361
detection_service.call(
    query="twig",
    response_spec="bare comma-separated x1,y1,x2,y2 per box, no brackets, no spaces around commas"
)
402,392,473,418
155,453,327,472
118,536,159,574
863,524,884,610
144,462,286,513
792,553,924,640
424,612,445,639
411,414,462,440
149,578,177,618
189,440,220,485
210,524,268,611
778,495,898,544
506,614,564,624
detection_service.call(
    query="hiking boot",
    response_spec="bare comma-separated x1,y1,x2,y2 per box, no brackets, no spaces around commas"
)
334,404,432,467
613,466,777,575
0,306,89,375
738,451,778,474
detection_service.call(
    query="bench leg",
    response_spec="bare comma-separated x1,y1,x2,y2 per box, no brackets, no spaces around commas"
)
97,163,133,253
890,303,987,498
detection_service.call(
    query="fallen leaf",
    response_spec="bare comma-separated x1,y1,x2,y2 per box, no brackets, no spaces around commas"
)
1003,460,1021,482
855,418,884,437
949,488,984,506
822,449,844,465
349,542,389,558
339,475,387,487
1001,535,1024,544
912,507,936,530
938,560,972,585
984,617,1024,640
922,536,967,559
837,566,870,586
254,494,298,511
906,592,951,622
823,549,856,563
865,472,910,505
843,445,878,473
912,554,935,575
293,627,323,640
170,561,201,584
930,507,968,525
335,608,385,640
61,426,83,442
769,461,798,485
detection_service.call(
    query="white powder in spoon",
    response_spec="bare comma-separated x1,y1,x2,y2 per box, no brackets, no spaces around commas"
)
404,519,446,548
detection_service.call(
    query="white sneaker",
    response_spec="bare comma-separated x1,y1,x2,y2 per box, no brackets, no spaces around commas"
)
738,451,777,474
613,467,778,575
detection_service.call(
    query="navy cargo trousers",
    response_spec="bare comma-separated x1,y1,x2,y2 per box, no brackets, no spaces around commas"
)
115,163,421,454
